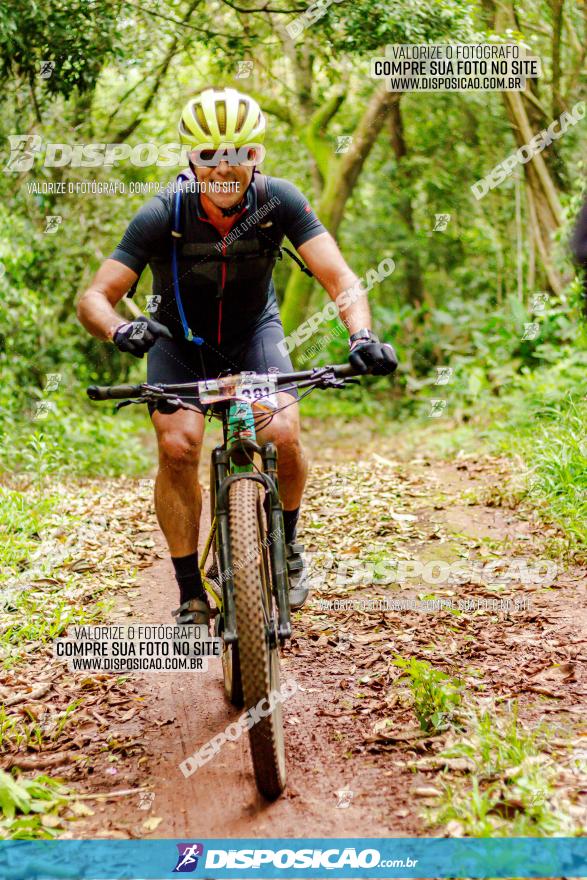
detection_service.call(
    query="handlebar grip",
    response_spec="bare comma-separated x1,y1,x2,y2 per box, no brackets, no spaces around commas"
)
331,363,360,378
87,384,142,400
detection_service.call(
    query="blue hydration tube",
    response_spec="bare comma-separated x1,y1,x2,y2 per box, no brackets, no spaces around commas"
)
171,185,205,347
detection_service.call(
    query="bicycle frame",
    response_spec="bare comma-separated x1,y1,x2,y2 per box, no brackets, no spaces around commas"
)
199,397,292,648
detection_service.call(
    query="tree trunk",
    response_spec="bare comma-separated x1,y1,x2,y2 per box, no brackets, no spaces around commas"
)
502,89,564,295
551,0,564,119
389,99,423,305
319,88,400,231
281,87,400,334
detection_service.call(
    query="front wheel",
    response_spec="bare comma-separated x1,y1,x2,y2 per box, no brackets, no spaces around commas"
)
229,478,286,800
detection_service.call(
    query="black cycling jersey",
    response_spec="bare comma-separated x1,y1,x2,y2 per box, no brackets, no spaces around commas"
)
111,175,325,347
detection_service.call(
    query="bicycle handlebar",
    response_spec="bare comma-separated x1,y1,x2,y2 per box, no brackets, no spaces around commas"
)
272,363,357,382
86,363,360,402
87,384,143,400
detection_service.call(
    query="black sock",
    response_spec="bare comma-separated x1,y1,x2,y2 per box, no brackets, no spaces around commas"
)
283,507,300,545
172,552,205,604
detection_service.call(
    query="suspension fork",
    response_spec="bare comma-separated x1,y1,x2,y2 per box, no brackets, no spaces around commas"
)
212,446,238,643
261,441,292,642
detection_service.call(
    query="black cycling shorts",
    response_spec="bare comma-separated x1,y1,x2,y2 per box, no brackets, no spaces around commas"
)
147,314,298,415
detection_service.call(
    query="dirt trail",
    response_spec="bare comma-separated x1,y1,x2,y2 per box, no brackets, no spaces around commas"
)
71,424,585,839
4,421,586,839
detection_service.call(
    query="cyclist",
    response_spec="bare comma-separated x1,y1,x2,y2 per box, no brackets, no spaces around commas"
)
77,87,398,627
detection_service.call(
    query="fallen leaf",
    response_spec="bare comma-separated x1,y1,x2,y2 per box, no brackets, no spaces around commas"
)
368,725,431,743
415,756,473,772
68,558,96,572
5,683,51,707
40,814,63,828
412,786,442,798
68,801,95,817
526,686,563,698
390,512,418,524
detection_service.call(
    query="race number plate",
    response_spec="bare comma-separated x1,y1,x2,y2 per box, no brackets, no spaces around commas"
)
237,373,279,409
197,374,278,409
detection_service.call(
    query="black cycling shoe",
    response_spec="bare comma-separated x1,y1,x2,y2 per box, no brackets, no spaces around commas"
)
172,597,210,629
287,542,309,610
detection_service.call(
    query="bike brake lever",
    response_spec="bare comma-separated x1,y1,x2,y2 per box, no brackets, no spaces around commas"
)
114,400,134,412
318,377,350,389
153,396,203,414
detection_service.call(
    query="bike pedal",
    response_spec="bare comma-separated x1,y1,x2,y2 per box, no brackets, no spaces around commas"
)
287,557,304,572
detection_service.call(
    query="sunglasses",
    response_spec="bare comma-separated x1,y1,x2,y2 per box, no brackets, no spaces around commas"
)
188,145,262,167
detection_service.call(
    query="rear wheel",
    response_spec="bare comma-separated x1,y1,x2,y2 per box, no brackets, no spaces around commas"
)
229,478,286,800
210,463,243,707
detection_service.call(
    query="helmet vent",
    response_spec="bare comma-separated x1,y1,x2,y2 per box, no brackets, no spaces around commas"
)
236,100,248,133
217,100,227,134
195,103,210,135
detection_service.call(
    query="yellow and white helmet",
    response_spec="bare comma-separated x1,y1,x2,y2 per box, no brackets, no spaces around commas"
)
178,87,266,149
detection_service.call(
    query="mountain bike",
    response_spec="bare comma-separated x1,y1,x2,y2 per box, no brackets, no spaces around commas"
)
87,363,358,800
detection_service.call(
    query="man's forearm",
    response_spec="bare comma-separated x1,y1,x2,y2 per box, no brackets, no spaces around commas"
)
296,232,378,336
325,273,372,336
77,259,139,341
77,289,125,342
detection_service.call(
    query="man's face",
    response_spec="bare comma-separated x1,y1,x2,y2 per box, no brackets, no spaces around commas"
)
191,146,260,210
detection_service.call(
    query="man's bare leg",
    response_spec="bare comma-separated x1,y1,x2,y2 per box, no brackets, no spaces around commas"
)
151,407,207,619
152,407,205,553
255,392,307,514
255,393,308,607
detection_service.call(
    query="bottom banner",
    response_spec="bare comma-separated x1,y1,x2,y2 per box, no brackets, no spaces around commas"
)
0,837,585,879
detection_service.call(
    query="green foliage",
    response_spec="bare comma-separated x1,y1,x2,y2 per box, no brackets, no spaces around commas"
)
0,700,83,754
330,0,479,52
393,656,463,732
0,0,585,508
0,486,58,570
0,204,133,390
0,482,109,667
0,771,69,840
526,396,587,543
0,198,151,479
0,407,151,479
2,589,105,659
0,0,120,97
432,706,568,836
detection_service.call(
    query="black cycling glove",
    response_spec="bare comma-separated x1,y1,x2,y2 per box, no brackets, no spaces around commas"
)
349,330,398,376
113,317,172,358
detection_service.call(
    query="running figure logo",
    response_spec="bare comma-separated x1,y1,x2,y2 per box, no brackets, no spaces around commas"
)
173,843,204,872
4,134,42,172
